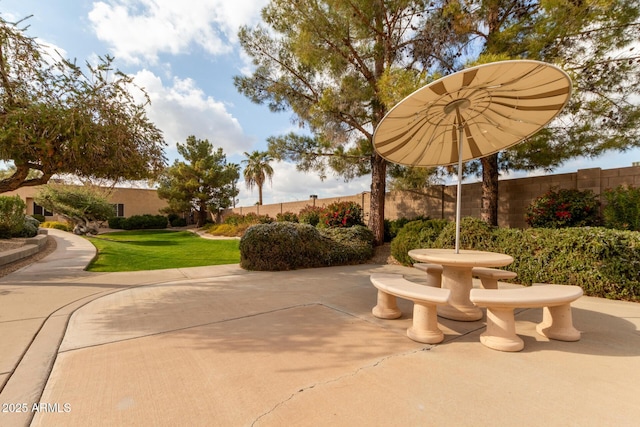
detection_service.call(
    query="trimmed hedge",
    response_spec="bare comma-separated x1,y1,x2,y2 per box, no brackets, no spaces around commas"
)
391,217,640,301
109,215,168,230
240,222,373,271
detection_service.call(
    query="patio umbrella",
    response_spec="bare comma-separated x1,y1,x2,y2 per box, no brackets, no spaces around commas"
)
373,60,572,253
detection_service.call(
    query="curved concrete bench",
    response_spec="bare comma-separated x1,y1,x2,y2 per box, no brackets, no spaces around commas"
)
412,263,443,287
471,267,517,289
370,273,450,344
470,284,583,352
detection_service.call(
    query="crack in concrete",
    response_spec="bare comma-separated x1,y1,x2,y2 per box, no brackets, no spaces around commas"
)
250,345,434,426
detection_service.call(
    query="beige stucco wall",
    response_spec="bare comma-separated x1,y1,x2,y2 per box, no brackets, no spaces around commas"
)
4,185,168,222
224,166,640,229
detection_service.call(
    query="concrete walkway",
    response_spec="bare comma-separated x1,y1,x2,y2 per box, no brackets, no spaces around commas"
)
1,229,639,426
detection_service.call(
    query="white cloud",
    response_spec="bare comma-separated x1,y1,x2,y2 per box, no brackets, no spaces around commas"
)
88,0,268,65
131,69,254,157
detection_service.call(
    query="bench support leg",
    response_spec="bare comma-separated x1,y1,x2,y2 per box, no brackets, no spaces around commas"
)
479,278,498,289
425,270,442,288
536,304,581,341
480,307,524,352
407,302,444,344
372,290,402,319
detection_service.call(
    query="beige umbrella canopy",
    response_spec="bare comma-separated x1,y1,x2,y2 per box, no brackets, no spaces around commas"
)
373,60,572,252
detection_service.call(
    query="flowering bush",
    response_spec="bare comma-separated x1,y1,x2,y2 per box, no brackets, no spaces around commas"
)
320,201,364,228
525,188,600,228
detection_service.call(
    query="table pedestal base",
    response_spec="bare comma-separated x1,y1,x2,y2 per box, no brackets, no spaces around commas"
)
438,266,483,322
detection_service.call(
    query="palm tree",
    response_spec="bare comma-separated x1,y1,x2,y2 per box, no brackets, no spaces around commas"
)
242,151,274,205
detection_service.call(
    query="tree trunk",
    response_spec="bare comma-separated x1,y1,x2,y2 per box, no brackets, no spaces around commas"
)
369,153,387,246
481,154,499,226
258,184,263,206
196,201,208,227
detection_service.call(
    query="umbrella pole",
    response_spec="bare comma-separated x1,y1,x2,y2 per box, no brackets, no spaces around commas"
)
455,124,464,254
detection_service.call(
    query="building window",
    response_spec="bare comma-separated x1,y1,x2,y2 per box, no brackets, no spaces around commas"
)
33,203,53,217
112,204,125,217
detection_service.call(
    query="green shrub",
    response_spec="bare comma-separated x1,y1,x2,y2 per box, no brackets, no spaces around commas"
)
166,213,187,227
206,223,248,237
320,225,374,264
492,227,640,301
434,217,495,250
320,201,364,228
108,217,126,229
390,219,449,265
240,222,373,270
391,218,640,301
240,222,331,270
32,214,46,223
384,215,432,242
19,215,40,238
525,188,600,228
276,211,299,222
244,212,273,224
0,195,26,238
298,205,324,226
603,185,640,231
41,221,72,232
113,215,168,230
170,216,188,227
223,213,246,226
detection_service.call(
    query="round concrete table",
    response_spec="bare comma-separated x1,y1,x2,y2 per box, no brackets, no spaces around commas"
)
408,249,514,321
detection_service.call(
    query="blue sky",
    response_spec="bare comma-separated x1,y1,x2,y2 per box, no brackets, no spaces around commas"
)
2,1,638,206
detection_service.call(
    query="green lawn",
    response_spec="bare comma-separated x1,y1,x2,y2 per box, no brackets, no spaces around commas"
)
86,230,240,272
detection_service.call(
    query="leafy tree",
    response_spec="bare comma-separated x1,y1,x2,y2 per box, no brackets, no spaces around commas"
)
0,16,166,193
157,136,239,227
234,1,429,245
411,0,640,225
242,150,274,206
34,185,114,235
226,162,241,208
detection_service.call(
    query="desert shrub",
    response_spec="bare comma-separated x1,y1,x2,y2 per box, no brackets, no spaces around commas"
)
320,201,364,228
391,217,640,301
32,214,46,223
119,215,168,230
0,195,26,238
525,188,600,228
41,221,72,232
390,219,449,265
320,225,374,264
18,215,40,238
492,227,640,301
240,222,331,270
434,217,495,250
165,213,187,227
108,217,125,229
240,222,373,270
243,212,273,224
170,217,188,227
276,211,299,222
298,205,324,226
602,185,640,231
223,213,246,226
206,223,248,237
384,215,430,242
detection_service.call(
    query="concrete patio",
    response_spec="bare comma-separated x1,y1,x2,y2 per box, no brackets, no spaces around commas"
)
1,229,639,426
